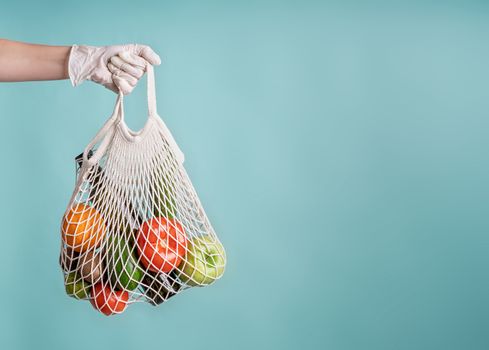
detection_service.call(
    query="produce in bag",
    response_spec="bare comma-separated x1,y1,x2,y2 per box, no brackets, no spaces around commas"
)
60,65,226,315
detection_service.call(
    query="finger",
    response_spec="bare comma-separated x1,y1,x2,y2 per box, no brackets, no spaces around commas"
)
92,70,118,93
110,56,144,79
113,75,135,95
113,76,134,95
104,82,119,93
118,51,147,69
135,45,161,66
110,55,144,79
108,63,138,86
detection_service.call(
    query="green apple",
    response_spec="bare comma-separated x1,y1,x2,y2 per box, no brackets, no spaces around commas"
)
65,272,90,299
176,235,226,286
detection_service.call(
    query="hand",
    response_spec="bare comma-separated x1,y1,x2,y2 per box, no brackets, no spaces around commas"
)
69,44,161,94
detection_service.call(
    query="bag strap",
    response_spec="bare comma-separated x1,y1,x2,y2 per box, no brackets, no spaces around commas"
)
147,64,157,117
85,64,184,165
114,63,156,123
146,64,185,163
82,93,121,165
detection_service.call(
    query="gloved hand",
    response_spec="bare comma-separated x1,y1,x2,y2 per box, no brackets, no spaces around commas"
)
69,44,161,95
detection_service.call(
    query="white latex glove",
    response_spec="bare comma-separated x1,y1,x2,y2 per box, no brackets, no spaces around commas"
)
69,44,161,95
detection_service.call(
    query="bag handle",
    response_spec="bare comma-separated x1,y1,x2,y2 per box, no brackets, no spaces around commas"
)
83,64,184,165
117,63,185,164
82,93,121,165
147,64,157,116
147,65,185,164
115,63,157,123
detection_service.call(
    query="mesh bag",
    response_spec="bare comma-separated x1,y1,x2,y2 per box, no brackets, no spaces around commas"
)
59,66,226,315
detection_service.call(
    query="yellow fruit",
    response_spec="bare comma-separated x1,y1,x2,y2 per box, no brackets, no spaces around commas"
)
62,204,105,252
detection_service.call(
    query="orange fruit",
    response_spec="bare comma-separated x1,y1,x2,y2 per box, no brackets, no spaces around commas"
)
62,203,105,252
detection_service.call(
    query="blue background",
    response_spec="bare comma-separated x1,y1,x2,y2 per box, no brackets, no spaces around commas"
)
1,0,488,349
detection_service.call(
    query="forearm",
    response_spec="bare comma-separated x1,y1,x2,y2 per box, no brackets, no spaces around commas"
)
0,39,70,82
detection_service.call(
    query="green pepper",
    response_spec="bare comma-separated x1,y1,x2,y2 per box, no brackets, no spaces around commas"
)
151,173,177,219
65,272,90,299
107,234,144,291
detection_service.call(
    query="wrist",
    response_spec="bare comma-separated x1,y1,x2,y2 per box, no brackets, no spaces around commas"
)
69,45,101,86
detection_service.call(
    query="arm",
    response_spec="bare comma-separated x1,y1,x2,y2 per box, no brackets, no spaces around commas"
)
0,39,161,94
0,39,70,81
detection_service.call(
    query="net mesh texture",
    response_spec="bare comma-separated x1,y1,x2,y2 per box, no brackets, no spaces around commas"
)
59,66,226,315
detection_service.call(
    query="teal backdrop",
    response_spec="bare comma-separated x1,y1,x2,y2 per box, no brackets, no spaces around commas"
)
1,1,488,349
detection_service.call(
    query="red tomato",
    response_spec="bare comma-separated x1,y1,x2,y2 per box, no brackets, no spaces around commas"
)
136,217,187,273
90,283,129,316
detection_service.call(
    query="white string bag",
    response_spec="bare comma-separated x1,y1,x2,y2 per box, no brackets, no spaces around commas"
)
59,65,226,315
